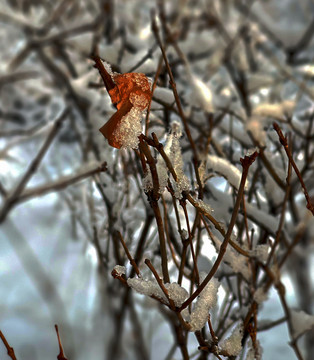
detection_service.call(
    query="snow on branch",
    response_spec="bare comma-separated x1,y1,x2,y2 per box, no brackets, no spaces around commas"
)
207,154,249,191
220,323,244,356
291,309,314,339
127,277,188,307
143,121,190,197
187,273,220,332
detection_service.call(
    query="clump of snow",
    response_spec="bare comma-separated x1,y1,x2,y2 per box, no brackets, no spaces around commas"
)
142,121,189,196
166,122,190,198
250,244,269,262
142,151,168,194
188,273,220,331
245,201,279,236
113,107,143,149
128,277,164,299
207,154,249,191
190,76,213,113
290,309,314,339
220,323,243,356
113,265,126,276
127,277,188,307
253,287,269,304
247,100,295,146
143,170,154,192
246,117,267,146
252,100,295,119
165,283,189,307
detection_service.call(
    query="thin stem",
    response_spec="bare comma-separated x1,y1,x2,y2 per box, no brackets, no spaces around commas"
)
179,152,258,311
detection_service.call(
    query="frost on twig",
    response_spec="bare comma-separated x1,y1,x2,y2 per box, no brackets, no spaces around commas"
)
127,277,188,307
143,121,190,197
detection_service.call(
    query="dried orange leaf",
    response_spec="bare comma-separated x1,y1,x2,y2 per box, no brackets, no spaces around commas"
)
94,59,152,149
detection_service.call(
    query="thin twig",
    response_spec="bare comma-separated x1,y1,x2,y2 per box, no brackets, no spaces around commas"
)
116,231,141,276
0,330,17,360
17,162,107,204
273,122,314,216
179,151,258,311
55,325,68,360
0,108,69,224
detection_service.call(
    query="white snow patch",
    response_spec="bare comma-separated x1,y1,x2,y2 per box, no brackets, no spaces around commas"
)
246,117,267,146
190,76,213,113
291,309,314,339
211,234,251,281
165,121,190,198
207,154,249,191
246,338,263,360
127,277,188,307
253,287,269,304
113,265,126,276
188,273,219,331
220,323,243,356
252,100,295,119
195,199,214,214
113,107,143,149
250,244,269,262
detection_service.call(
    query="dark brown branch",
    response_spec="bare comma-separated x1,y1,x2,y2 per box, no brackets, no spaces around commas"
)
273,122,314,216
116,231,141,276
179,151,258,311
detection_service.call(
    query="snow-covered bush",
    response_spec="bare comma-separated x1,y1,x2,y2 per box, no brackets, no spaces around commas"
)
0,0,313,359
